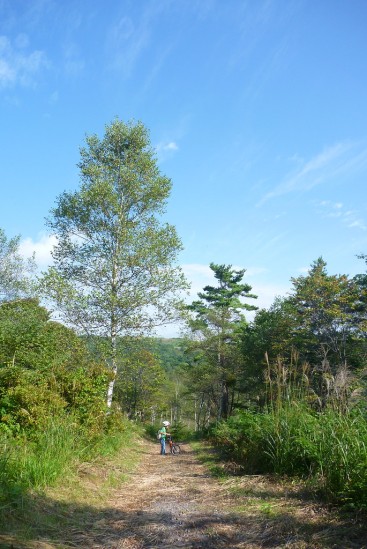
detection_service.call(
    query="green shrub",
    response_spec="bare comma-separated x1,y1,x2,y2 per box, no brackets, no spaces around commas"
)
0,409,136,521
212,411,274,473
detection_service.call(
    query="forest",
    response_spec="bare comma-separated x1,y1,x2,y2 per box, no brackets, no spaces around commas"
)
1,119,367,532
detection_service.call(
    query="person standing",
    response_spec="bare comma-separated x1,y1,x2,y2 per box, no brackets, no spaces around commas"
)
158,420,170,455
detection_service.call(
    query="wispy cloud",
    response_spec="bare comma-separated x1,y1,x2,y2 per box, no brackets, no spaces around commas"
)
343,211,367,231
0,34,48,88
182,263,213,297
156,141,178,152
106,15,137,74
62,41,85,77
317,201,366,231
249,280,290,313
259,142,367,204
297,266,311,274
106,7,155,77
318,200,344,218
49,90,59,104
347,219,366,230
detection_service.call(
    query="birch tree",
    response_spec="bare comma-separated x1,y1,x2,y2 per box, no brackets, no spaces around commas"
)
0,228,36,302
42,119,188,407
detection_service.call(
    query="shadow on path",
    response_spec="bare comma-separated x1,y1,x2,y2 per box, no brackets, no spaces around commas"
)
0,444,366,548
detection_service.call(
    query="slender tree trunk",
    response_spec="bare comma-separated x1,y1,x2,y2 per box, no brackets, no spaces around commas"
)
107,267,118,409
220,380,229,420
194,398,197,431
106,326,117,408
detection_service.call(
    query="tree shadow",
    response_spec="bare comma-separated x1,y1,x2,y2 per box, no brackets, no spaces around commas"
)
1,443,366,549
0,478,366,548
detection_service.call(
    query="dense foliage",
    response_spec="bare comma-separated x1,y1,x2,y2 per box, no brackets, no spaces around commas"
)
0,297,130,517
211,405,367,505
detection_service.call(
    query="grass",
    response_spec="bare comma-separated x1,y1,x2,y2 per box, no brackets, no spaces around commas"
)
0,418,143,546
191,438,367,547
2,433,366,549
211,405,367,507
190,440,231,479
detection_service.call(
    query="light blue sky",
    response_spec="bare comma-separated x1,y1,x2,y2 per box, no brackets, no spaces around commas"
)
1,0,367,334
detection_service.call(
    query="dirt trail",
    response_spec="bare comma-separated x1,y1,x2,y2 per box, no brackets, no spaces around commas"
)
67,441,366,549
72,441,236,548
1,440,366,548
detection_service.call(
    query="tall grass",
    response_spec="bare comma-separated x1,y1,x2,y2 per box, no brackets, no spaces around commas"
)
0,411,135,518
212,406,367,506
0,416,83,511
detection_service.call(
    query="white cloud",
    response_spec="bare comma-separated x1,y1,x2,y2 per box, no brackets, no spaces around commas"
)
155,140,179,163
346,218,366,231
259,142,367,204
106,1,174,78
49,90,59,104
249,281,290,313
19,233,57,269
0,58,15,85
165,142,178,151
156,141,178,152
317,200,343,218
62,42,85,77
297,266,311,274
106,14,149,77
182,263,213,297
0,34,48,88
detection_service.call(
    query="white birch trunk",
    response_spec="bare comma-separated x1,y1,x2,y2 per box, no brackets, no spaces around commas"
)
106,365,117,408
106,301,117,408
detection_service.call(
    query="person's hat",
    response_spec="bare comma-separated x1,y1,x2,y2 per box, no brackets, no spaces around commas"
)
162,420,170,426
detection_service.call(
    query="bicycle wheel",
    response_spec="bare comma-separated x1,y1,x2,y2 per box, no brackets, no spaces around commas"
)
171,443,180,455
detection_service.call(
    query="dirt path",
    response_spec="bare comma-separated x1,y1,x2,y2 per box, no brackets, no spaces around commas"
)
1,440,366,548
65,441,366,549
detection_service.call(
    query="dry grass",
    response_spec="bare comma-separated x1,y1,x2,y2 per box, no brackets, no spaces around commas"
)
1,439,366,548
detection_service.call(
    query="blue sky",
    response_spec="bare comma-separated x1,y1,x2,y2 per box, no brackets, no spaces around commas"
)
1,0,367,334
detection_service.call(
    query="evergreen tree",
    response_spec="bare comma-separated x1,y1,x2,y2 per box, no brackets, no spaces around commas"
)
187,263,257,420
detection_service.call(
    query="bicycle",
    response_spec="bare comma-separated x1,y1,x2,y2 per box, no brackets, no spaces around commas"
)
167,435,181,455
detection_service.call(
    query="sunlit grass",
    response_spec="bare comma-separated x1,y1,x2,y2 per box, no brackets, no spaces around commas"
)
0,416,142,543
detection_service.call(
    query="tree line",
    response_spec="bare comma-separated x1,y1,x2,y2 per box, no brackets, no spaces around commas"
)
181,257,367,429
